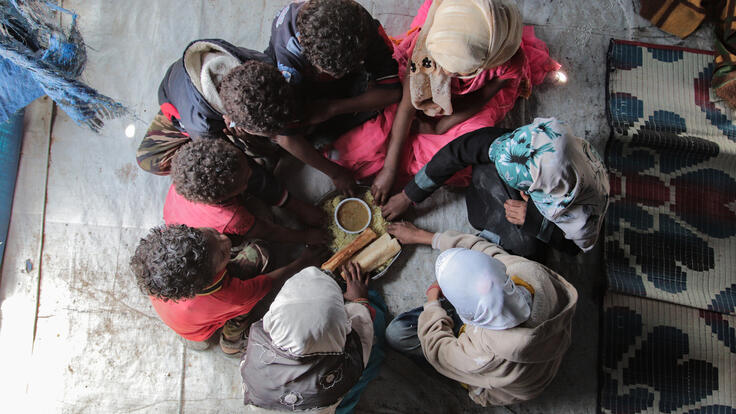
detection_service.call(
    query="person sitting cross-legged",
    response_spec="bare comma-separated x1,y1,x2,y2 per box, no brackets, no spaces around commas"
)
384,222,578,407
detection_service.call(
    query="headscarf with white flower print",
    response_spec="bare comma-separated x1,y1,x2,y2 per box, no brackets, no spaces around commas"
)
489,118,610,251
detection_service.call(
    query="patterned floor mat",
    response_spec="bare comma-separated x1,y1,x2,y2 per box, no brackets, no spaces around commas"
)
600,293,736,413
606,40,736,315
603,39,736,413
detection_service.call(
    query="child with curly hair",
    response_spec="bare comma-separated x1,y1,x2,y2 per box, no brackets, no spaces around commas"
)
165,139,327,245
256,0,402,194
130,224,328,355
135,39,326,225
219,61,359,194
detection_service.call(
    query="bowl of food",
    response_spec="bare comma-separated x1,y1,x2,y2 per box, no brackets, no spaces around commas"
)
318,187,401,280
334,197,372,234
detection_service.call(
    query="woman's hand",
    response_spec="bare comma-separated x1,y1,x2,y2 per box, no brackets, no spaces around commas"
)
387,222,434,245
371,167,396,205
342,262,370,301
504,191,529,225
381,191,412,220
426,282,442,301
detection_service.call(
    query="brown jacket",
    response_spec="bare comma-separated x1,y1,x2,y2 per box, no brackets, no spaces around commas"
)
418,231,578,406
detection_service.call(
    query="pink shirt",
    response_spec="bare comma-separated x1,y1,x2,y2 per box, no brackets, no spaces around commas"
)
163,184,256,235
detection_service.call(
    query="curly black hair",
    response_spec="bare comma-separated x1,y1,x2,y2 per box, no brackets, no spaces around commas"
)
130,225,213,302
220,61,300,135
171,139,248,204
297,0,370,78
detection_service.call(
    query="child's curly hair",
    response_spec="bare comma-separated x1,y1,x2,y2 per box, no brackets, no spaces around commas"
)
297,0,370,78
220,61,300,135
171,139,248,204
130,225,213,302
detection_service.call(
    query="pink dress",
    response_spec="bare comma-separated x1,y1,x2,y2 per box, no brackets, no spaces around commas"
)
330,0,559,188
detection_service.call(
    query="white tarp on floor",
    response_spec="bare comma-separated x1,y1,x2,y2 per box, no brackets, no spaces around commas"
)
0,1,714,412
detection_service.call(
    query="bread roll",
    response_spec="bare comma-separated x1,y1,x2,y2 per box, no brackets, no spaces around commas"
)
349,233,401,276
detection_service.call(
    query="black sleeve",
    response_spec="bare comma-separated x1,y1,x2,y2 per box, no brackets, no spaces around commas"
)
363,18,400,88
245,160,289,207
523,202,582,255
404,126,511,203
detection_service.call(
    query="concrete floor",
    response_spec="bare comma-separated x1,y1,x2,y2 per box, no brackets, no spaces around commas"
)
0,1,715,413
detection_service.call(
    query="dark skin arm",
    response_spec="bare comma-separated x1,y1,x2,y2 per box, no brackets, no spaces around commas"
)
273,134,358,195
264,244,330,282
309,83,402,125
415,78,509,136
244,218,328,245
371,75,416,205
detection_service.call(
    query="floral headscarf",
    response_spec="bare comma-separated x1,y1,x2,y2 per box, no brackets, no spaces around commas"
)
489,118,610,251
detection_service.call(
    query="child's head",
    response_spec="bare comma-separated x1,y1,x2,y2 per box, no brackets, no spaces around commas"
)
171,139,250,204
220,61,300,136
130,225,232,302
296,0,370,79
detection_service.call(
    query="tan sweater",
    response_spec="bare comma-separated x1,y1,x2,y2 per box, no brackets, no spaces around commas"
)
418,231,578,406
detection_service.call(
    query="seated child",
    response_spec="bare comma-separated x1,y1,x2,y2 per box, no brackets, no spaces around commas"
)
218,61,358,194
330,0,559,204
135,38,323,221
384,222,578,407
129,224,327,355
241,263,380,413
266,0,401,134
166,139,326,243
382,118,610,258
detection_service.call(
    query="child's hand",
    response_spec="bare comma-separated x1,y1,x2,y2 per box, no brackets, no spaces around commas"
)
331,168,358,196
371,168,396,205
381,191,412,221
297,244,330,268
504,192,529,226
303,228,329,245
342,262,370,301
285,197,326,227
387,222,433,245
425,282,442,301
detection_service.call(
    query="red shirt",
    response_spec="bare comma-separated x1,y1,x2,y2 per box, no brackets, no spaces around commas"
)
163,184,256,235
150,270,273,341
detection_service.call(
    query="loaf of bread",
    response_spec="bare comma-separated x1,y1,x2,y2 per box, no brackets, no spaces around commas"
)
345,233,401,277
321,228,377,272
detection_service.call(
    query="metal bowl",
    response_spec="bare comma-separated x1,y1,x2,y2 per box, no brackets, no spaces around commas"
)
317,186,401,280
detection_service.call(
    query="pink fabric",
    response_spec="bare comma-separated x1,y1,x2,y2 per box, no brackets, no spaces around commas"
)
331,0,559,188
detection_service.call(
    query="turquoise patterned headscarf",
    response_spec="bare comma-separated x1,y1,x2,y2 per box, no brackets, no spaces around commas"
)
489,118,610,252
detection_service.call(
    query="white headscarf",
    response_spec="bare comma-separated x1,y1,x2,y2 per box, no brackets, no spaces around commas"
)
263,267,350,355
435,248,531,330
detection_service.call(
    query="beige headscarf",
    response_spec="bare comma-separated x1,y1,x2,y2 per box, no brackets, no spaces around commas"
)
262,267,350,355
410,0,523,116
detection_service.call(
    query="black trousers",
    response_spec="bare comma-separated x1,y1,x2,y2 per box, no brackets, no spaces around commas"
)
466,163,542,259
